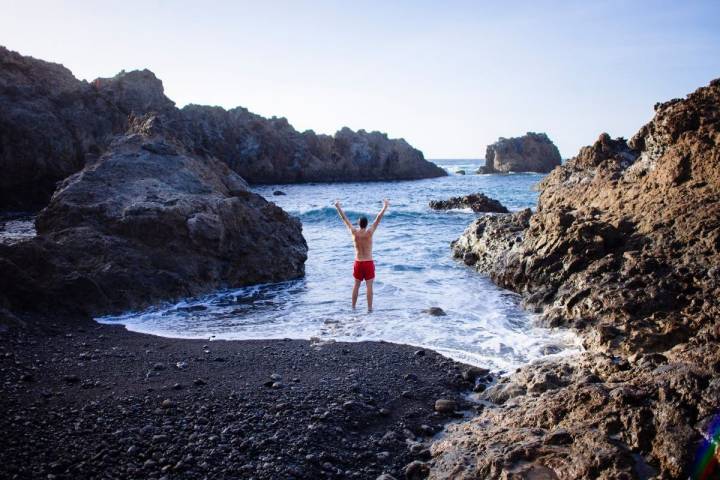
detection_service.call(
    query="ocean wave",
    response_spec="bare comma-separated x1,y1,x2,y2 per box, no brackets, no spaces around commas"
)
296,206,428,223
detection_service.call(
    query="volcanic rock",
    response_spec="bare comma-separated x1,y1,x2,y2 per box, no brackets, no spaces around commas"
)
0,47,122,209
479,132,561,173
179,106,447,183
0,46,445,210
429,193,509,213
435,79,720,478
0,114,307,316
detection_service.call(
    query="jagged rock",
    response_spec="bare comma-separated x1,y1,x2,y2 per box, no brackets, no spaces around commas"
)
480,132,562,173
180,106,446,183
430,193,509,213
0,114,307,316
0,47,125,209
434,79,720,479
0,46,445,210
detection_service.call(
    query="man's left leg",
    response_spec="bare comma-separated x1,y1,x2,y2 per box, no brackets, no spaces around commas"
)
366,279,374,312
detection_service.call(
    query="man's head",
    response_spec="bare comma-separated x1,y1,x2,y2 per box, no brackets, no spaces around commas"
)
358,216,368,229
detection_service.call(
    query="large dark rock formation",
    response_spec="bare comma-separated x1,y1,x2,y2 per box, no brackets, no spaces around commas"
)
0,115,307,318
437,79,720,478
0,47,120,209
479,132,562,174
0,46,444,210
429,193,509,213
181,106,446,183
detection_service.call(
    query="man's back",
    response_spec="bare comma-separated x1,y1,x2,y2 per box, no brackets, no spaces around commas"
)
352,228,373,261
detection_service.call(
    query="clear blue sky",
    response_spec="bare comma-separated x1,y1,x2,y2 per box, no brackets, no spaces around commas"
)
2,0,719,158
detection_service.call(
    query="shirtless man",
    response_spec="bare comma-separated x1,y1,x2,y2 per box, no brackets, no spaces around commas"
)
334,199,389,312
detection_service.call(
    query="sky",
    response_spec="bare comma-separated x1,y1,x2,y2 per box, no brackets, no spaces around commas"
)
2,0,719,159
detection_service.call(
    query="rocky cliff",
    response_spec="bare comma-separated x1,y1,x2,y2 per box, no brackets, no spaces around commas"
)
480,132,562,173
438,79,720,478
0,115,307,319
0,46,444,210
181,106,446,183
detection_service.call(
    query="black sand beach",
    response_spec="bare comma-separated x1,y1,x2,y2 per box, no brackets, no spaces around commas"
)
1,322,478,479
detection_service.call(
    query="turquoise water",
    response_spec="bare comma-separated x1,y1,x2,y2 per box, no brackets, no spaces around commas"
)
99,160,578,370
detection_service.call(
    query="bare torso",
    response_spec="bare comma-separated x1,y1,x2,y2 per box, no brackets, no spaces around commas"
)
352,228,373,261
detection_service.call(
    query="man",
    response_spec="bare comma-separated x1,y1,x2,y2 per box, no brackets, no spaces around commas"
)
334,199,389,312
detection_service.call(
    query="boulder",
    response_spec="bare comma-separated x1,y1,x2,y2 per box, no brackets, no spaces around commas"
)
481,132,562,173
429,193,509,213
0,114,307,317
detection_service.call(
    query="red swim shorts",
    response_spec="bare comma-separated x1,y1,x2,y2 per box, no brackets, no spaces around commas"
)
353,260,375,281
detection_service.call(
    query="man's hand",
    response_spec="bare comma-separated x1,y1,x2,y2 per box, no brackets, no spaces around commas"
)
334,200,341,208
383,199,390,208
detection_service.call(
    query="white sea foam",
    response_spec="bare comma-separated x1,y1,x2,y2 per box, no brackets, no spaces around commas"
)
98,168,580,371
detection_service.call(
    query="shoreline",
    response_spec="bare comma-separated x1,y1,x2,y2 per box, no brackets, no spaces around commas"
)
0,320,480,479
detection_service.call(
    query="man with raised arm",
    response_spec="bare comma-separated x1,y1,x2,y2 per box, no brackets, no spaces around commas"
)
333,199,390,312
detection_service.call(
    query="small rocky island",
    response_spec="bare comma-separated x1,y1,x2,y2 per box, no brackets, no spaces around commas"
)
478,132,562,174
429,193,509,213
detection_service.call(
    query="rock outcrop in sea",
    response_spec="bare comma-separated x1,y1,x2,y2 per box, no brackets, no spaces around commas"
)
0,114,307,318
479,132,562,174
429,193,509,213
0,46,445,210
438,79,720,478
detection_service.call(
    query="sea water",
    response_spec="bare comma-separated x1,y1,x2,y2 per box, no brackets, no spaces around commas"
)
98,160,579,371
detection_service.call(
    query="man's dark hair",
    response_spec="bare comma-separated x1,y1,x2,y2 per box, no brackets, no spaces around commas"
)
359,216,368,229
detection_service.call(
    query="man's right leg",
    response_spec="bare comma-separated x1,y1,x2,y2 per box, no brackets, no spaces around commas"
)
352,279,361,309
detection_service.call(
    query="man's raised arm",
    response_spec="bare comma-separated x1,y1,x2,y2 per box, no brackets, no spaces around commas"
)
334,200,354,232
369,199,390,233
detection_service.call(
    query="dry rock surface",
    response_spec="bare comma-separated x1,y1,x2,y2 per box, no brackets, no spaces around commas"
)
0,46,444,210
429,193,509,213
479,132,562,174
0,326,477,480
439,79,720,478
0,114,307,318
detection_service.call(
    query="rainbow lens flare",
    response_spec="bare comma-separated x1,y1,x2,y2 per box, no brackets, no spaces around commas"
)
693,415,720,480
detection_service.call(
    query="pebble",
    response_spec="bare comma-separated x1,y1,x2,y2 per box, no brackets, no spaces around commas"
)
434,399,457,413
153,363,165,371
63,375,80,384
404,460,430,479
161,399,174,409
175,361,188,370
193,378,206,386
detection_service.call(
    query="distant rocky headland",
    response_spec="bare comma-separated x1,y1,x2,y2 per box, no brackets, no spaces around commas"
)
437,78,720,478
478,132,562,174
0,46,446,211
